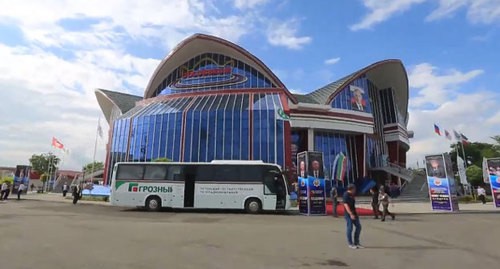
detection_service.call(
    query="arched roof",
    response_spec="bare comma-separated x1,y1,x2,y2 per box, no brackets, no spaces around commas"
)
143,33,297,103
95,89,142,124
306,59,409,122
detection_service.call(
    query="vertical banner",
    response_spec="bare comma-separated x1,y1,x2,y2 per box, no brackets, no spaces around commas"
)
307,151,326,215
485,158,500,208
14,165,31,194
443,153,460,211
425,154,459,212
297,152,309,215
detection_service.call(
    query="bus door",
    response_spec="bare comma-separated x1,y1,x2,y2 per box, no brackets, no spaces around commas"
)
263,170,282,210
183,168,195,208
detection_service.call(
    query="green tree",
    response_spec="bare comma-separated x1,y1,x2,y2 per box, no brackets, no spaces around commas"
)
465,165,483,186
29,153,60,191
82,161,104,174
1,176,14,184
153,157,171,162
449,140,500,172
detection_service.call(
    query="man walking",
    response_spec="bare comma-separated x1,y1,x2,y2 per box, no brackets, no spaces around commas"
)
370,187,382,219
343,184,362,249
330,184,338,217
62,183,69,197
477,186,486,204
1,181,7,200
17,183,26,200
379,186,395,221
72,184,80,205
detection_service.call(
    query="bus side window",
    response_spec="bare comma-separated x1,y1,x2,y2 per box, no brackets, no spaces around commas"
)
116,164,144,180
195,165,214,181
144,165,168,180
166,165,185,181
214,165,239,181
263,170,278,195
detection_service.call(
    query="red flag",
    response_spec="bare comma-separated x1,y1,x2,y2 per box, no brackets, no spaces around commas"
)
52,137,64,149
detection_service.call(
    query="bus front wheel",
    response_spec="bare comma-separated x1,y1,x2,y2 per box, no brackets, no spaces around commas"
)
145,196,162,212
245,198,262,214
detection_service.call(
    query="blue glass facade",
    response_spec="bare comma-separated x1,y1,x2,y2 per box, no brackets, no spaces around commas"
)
107,92,287,181
330,76,372,113
99,35,409,188
154,53,277,96
313,132,358,186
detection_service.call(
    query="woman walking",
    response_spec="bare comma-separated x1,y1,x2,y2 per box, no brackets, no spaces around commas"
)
379,186,395,221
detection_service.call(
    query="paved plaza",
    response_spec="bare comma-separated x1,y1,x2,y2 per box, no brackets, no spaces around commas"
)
0,197,499,269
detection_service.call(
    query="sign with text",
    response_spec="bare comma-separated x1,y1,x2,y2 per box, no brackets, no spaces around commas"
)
296,151,326,216
425,153,459,212
485,158,500,208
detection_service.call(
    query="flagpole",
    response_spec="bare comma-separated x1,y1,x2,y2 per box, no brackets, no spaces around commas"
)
460,142,468,169
90,117,100,184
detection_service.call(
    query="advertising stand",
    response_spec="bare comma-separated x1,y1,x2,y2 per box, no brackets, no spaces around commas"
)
297,151,326,215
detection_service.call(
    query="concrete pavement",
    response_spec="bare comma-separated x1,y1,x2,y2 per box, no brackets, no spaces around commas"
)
0,199,499,269
18,192,500,214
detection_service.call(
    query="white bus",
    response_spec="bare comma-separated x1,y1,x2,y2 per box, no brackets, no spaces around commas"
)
110,160,291,213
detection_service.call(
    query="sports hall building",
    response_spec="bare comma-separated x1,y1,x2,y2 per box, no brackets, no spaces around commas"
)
96,34,413,186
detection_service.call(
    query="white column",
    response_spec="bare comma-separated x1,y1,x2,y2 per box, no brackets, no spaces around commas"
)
307,128,314,151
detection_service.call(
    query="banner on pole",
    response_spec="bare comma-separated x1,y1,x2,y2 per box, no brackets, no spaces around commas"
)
425,153,459,212
296,151,326,216
484,158,500,208
13,165,30,194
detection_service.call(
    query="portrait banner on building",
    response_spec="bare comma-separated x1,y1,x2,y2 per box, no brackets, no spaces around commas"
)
14,165,31,194
485,158,500,208
425,154,459,212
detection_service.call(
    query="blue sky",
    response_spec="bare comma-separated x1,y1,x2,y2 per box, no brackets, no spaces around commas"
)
0,0,499,170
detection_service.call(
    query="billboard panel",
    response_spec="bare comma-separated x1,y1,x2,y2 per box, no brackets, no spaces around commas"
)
425,154,459,212
485,158,500,208
14,165,30,194
296,151,326,215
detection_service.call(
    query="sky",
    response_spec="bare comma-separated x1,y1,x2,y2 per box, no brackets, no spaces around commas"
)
0,0,499,171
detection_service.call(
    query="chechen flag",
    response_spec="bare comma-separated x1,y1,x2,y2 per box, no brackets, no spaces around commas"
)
52,137,64,149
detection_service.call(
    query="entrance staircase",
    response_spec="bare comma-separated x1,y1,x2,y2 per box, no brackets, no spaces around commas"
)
398,170,428,201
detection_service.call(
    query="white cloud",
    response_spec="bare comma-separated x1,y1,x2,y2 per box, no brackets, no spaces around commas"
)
406,63,500,167
233,0,269,10
324,57,341,65
0,0,308,170
350,0,426,31
266,19,312,50
427,0,500,24
352,0,500,31
408,63,484,108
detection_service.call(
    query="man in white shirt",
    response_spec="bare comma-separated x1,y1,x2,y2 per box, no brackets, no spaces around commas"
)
477,186,487,204
17,183,26,200
1,182,8,200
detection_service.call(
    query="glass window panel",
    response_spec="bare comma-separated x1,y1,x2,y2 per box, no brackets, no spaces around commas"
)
116,164,144,180
143,165,168,180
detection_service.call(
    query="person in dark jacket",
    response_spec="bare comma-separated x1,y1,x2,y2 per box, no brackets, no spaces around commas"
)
330,185,338,217
72,184,80,204
370,187,382,219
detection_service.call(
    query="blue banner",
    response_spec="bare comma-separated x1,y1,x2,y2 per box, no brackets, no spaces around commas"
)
298,176,309,214
425,154,459,212
486,158,500,208
307,177,326,215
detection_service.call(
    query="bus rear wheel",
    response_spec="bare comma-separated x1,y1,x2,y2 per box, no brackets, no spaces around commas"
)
245,198,262,214
145,196,161,212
